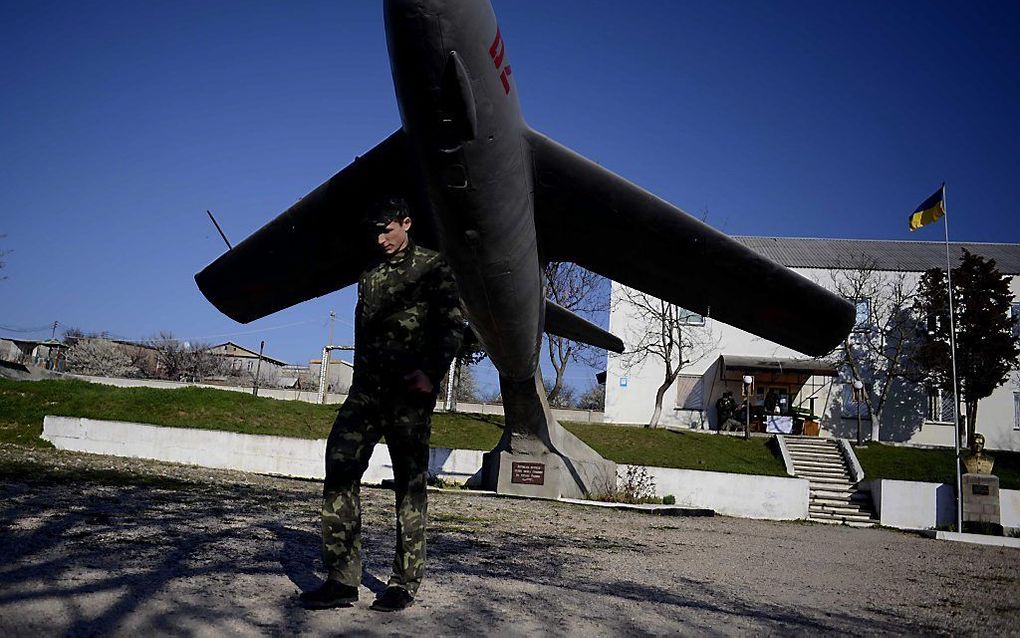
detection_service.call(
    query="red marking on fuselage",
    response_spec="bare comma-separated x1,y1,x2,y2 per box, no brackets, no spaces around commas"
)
489,27,505,68
499,65,512,95
488,26,511,95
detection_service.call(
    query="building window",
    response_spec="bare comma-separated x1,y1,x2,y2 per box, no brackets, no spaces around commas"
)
851,298,871,332
1010,302,1020,339
1014,392,1019,431
926,387,955,423
247,361,254,371
840,383,871,419
678,307,705,326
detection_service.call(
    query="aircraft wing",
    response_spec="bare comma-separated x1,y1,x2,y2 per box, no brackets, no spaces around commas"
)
196,130,432,324
526,129,854,357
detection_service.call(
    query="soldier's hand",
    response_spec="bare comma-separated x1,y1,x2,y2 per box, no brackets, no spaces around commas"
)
403,369,433,394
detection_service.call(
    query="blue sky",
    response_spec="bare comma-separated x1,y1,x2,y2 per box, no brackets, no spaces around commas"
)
2,1,1018,396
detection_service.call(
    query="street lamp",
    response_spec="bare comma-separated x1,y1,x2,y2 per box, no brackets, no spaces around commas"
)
853,379,864,446
742,375,754,440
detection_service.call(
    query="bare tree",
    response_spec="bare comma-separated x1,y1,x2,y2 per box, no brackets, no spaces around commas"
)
544,261,609,405
481,387,503,405
147,332,223,382
444,364,479,403
186,342,225,382
543,377,577,408
119,342,160,378
147,332,189,380
62,327,110,346
576,382,606,411
828,260,920,441
437,325,487,408
614,286,718,428
62,327,86,345
66,339,139,377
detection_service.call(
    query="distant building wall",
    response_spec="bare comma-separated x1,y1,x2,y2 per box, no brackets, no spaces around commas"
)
207,342,286,383
309,358,354,394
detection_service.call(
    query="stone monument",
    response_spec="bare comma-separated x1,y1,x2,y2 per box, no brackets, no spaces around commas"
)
960,433,1000,532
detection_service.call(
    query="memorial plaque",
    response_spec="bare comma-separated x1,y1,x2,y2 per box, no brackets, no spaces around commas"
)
972,484,990,496
511,462,545,485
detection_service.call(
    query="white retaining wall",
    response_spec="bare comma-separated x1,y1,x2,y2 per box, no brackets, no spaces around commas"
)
42,416,484,485
868,478,1020,533
42,416,808,520
1001,489,1020,532
619,464,810,520
867,479,956,530
43,416,1020,528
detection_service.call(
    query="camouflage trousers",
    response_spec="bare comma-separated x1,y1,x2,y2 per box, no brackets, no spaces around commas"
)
321,385,435,596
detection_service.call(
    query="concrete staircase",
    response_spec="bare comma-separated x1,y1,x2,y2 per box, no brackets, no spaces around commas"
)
781,436,878,527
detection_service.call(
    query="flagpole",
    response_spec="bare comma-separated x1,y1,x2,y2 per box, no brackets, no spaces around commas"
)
941,182,963,533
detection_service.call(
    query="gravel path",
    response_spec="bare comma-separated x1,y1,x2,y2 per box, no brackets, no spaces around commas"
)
0,445,1017,636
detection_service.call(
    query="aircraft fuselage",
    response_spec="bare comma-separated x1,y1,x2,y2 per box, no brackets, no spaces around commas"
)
385,0,541,382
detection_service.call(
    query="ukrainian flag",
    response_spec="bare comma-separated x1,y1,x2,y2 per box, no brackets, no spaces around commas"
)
908,184,946,231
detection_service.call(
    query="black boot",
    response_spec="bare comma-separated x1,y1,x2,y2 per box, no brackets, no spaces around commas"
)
299,580,359,609
370,586,414,612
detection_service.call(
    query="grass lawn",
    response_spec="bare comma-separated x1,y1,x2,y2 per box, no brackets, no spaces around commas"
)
0,378,785,476
855,443,1020,490
563,422,787,476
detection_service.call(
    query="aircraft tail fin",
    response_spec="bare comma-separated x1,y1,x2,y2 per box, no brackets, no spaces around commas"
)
544,299,624,353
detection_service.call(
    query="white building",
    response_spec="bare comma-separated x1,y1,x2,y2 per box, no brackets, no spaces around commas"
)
0,338,68,371
605,237,1020,452
308,357,354,394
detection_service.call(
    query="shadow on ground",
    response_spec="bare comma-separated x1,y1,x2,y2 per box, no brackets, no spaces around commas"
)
0,462,946,636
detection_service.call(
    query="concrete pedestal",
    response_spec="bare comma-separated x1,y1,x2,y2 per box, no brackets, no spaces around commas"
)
479,374,617,499
962,473,1000,525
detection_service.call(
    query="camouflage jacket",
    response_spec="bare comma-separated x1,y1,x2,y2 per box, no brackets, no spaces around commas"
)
353,240,464,390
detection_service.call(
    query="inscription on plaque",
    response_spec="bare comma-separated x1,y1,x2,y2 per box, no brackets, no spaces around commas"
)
511,462,545,485
972,484,990,496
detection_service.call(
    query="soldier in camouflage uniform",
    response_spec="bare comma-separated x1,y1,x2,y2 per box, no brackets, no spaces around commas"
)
300,197,464,612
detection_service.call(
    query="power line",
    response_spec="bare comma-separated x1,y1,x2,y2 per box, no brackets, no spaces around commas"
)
0,323,57,333
186,319,323,342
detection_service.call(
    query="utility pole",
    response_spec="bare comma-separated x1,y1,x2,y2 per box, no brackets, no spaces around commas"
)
253,340,264,397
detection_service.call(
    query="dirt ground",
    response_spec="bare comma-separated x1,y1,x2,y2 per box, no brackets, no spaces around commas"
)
0,446,1018,636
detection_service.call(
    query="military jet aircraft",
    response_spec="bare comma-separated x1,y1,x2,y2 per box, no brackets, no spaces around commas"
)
196,0,854,496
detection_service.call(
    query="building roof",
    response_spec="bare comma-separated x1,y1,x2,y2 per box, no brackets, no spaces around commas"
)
721,354,838,377
0,337,66,348
0,337,43,346
110,339,158,351
733,237,1020,274
206,341,287,366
